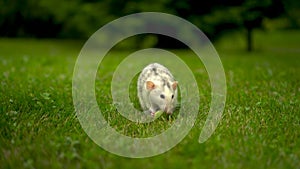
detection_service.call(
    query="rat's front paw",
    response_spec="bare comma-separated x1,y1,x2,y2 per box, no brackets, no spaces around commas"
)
150,111,155,116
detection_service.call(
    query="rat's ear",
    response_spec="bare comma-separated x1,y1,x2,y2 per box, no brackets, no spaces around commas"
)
146,81,155,90
172,81,178,90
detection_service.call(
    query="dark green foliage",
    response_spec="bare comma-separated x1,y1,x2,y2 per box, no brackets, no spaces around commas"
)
0,0,297,40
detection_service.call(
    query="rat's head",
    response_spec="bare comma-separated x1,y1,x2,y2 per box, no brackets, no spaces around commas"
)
146,80,178,114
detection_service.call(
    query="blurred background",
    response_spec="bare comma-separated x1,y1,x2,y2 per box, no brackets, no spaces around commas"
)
0,0,299,51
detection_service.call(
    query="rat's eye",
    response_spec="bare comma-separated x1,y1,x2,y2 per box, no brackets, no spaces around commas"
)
160,94,165,99
171,94,174,99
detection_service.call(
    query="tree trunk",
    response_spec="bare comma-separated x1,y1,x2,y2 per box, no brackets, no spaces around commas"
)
246,27,253,52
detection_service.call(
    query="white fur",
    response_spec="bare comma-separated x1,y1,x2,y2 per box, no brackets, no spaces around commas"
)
137,63,178,115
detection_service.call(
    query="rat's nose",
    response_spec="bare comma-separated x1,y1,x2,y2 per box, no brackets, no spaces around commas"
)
166,111,173,115
165,106,172,114
164,107,168,112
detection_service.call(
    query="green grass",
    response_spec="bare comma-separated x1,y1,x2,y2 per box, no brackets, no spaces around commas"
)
1,30,300,169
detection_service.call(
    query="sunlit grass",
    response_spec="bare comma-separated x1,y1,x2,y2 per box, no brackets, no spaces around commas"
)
0,30,299,169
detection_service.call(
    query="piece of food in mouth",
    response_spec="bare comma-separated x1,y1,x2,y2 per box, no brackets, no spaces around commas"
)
153,110,163,119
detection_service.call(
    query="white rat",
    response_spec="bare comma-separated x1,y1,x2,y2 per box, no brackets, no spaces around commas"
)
137,63,178,116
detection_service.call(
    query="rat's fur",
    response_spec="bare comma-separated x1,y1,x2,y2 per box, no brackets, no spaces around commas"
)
137,63,178,115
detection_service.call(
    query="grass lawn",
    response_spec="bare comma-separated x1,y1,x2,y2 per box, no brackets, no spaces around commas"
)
0,30,299,169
